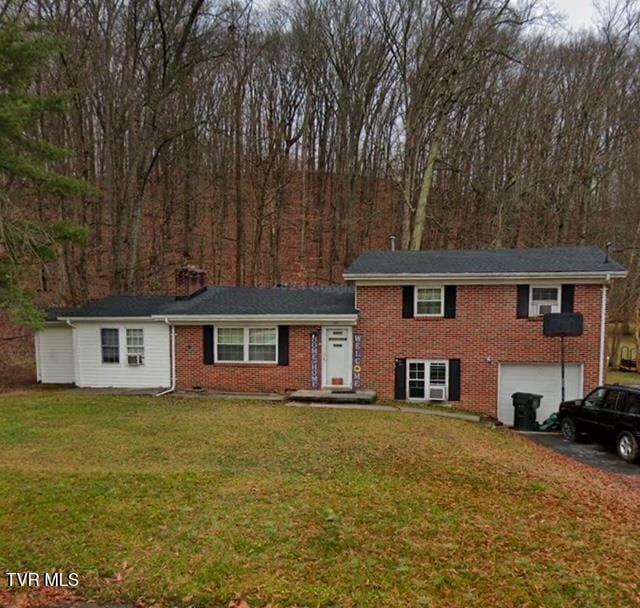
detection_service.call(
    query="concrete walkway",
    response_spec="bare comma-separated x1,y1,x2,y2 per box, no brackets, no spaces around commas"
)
61,386,481,422
289,388,377,404
285,400,481,421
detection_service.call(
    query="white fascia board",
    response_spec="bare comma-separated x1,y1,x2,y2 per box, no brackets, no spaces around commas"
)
343,271,627,284
55,316,165,322
151,314,358,325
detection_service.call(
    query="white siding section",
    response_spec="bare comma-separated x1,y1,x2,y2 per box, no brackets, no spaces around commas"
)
498,363,583,426
36,326,75,383
74,322,171,388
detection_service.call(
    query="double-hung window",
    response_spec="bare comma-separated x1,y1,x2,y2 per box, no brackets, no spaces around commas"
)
126,329,145,365
530,286,561,316
407,360,448,401
216,327,277,363
101,328,120,364
415,286,444,317
248,328,277,362
216,328,245,361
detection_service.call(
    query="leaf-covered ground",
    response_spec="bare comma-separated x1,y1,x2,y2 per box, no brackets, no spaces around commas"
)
1,390,639,608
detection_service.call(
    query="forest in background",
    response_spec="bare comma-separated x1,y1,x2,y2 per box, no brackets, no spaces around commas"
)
1,0,640,381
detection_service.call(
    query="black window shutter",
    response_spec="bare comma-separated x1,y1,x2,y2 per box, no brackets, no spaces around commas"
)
516,285,530,319
394,358,407,400
561,285,575,313
402,286,414,318
444,286,457,318
203,325,214,365
278,326,290,366
449,359,461,401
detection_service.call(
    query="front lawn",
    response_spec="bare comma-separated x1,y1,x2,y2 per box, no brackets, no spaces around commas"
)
1,391,639,607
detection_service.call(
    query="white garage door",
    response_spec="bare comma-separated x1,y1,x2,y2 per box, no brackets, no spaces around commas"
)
498,363,583,426
36,327,75,384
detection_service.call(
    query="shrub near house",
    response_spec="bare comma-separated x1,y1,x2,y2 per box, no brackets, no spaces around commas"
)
36,246,626,422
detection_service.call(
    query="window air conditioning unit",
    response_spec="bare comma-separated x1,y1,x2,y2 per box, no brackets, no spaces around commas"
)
537,304,554,315
428,386,446,401
128,354,144,366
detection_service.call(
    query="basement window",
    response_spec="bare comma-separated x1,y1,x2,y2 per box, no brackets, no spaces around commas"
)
530,286,561,316
407,360,448,401
216,327,277,363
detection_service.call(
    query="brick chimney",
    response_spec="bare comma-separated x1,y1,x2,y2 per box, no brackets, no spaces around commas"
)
175,265,207,299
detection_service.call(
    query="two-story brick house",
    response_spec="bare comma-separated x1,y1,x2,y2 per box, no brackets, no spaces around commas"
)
36,246,626,422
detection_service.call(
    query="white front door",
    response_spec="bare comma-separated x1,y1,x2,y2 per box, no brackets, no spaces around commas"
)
322,327,353,388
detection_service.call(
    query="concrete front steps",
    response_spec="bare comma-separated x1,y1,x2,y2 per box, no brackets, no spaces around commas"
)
287,388,377,404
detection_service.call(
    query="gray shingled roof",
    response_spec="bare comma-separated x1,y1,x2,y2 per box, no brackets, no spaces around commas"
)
55,295,176,318
344,246,625,276
164,286,356,316
50,287,356,319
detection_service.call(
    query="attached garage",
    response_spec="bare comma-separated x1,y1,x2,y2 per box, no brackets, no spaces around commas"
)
35,326,75,384
498,363,583,426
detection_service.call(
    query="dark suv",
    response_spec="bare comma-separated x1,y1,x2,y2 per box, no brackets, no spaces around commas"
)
558,385,640,463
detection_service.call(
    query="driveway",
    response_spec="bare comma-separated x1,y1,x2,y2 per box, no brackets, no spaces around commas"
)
523,431,640,476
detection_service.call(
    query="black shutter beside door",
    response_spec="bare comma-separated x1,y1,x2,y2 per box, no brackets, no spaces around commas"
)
394,358,407,400
449,359,461,401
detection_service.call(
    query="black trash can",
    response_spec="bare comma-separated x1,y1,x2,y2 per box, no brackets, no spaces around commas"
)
511,392,542,431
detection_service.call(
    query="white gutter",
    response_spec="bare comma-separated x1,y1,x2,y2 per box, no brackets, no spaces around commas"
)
34,332,41,383
55,314,358,324
343,271,628,282
598,276,609,385
155,319,176,397
57,316,165,322
66,319,79,386
150,313,358,324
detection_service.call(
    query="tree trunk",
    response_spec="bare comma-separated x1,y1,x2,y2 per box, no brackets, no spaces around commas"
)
409,112,446,251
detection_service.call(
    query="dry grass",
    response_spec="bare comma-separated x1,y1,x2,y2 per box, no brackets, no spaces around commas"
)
1,390,639,608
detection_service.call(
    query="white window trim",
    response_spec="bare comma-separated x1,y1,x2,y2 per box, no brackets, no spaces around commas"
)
100,327,121,366
126,328,145,366
529,284,562,317
406,359,449,402
414,286,444,318
214,326,278,364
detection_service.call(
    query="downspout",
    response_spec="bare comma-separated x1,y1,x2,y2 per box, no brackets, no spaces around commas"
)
598,275,609,385
66,320,78,386
155,319,176,396
34,332,41,383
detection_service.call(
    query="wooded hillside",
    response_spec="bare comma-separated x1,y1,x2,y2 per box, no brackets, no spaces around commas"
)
1,0,640,382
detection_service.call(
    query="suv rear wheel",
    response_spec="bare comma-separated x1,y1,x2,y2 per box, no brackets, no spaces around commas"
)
560,416,578,442
616,431,639,463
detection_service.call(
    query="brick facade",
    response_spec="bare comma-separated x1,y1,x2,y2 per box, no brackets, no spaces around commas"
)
175,325,319,393
172,283,606,418
354,284,604,416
